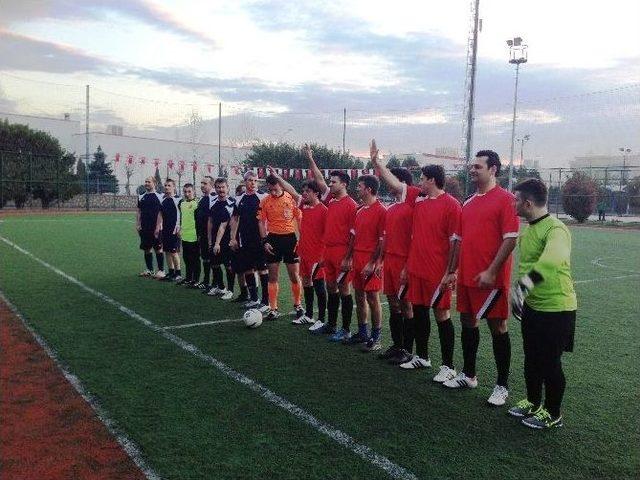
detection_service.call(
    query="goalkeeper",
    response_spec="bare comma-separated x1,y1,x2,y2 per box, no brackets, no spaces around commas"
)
509,179,577,430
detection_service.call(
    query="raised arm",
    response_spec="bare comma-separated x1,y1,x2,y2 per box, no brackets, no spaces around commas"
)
370,139,404,195
303,144,328,195
268,166,301,203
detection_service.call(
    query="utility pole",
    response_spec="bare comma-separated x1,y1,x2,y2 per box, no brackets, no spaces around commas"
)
218,103,222,176
85,85,90,211
507,37,528,191
342,108,346,154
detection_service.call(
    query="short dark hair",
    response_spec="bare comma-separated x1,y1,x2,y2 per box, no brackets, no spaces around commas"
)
514,178,548,207
330,170,350,186
358,174,379,195
183,183,194,189
420,164,445,189
214,177,227,185
203,175,215,183
475,150,501,175
390,167,413,186
235,184,245,195
165,178,175,185
301,180,321,195
265,174,279,186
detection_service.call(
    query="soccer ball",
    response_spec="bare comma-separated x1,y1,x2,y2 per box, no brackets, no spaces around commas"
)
243,309,263,329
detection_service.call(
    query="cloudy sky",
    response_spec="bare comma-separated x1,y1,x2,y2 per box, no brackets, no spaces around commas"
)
0,0,638,165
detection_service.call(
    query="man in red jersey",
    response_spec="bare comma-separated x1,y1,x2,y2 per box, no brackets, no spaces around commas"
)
443,150,519,408
268,166,328,328
368,140,419,363
306,145,357,340
373,150,462,380
341,172,387,352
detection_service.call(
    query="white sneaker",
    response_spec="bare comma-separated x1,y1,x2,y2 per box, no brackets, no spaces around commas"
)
292,315,314,325
443,372,478,389
207,287,221,296
221,290,234,300
487,385,509,406
399,356,432,369
139,270,152,277
244,300,259,308
308,320,324,332
258,303,271,314
433,365,457,383
154,270,166,279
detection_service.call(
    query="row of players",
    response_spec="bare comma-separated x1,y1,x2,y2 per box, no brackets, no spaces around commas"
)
136,141,577,430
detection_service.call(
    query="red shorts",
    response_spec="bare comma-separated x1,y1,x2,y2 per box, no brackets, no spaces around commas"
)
456,284,509,320
352,250,383,292
383,253,406,296
407,274,452,309
299,251,325,280
324,245,352,285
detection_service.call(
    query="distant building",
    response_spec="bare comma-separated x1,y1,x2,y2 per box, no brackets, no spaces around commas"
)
570,153,639,183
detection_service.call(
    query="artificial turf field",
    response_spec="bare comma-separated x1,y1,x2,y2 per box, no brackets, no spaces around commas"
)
0,212,639,480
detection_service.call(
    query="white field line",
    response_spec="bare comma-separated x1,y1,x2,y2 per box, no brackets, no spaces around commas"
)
0,235,418,480
591,256,640,275
574,273,640,284
0,291,161,480
163,318,244,330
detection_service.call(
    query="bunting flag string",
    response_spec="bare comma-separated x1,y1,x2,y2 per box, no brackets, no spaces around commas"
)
113,152,382,180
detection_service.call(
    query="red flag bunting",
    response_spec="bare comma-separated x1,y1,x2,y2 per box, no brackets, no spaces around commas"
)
282,169,290,179
306,169,313,179
114,153,121,164
126,154,134,165
139,156,147,165
350,169,358,179
294,169,302,180
178,160,185,172
258,167,265,178
192,161,198,172
153,158,160,167
167,159,175,170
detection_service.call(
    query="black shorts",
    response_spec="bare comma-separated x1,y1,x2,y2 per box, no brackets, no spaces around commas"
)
265,233,299,264
210,246,231,267
232,242,266,273
139,229,161,251
162,230,180,253
521,304,576,353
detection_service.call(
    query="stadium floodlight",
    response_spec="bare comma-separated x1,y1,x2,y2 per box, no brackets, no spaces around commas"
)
507,37,528,191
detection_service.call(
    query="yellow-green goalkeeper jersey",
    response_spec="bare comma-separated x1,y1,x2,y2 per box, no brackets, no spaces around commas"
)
517,214,577,312
180,198,198,242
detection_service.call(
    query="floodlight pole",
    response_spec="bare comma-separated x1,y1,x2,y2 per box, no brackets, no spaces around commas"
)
507,38,527,191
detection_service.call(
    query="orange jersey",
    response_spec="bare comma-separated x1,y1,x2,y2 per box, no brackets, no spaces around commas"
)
259,191,299,235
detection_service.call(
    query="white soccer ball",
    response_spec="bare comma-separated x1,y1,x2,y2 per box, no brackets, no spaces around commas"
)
243,309,263,329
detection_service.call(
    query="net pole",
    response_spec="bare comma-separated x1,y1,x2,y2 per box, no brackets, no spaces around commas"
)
85,85,90,211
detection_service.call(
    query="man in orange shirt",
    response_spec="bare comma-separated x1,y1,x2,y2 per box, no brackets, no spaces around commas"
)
259,174,304,320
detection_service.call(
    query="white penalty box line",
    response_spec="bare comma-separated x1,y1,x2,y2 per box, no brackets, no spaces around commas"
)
0,235,418,480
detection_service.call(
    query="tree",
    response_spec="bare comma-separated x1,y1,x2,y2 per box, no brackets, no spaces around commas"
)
626,176,640,210
154,167,163,194
562,172,597,223
87,146,118,194
0,119,80,208
498,165,541,189
444,177,464,203
245,142,363,195
401,155,419,169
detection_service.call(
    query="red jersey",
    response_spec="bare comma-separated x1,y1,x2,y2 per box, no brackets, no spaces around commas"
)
298,202,327,257
324,194,358,247
458,186,519,288
406,192,462,282
353,200,386,253
384,185,421,257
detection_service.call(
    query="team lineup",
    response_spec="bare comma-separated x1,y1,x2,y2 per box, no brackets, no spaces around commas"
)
136,140,577,431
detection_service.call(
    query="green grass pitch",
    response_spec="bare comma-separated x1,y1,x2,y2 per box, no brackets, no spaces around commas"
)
0,212,638,480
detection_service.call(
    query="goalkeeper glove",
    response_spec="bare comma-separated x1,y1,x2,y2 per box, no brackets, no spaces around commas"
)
510,273,538,321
